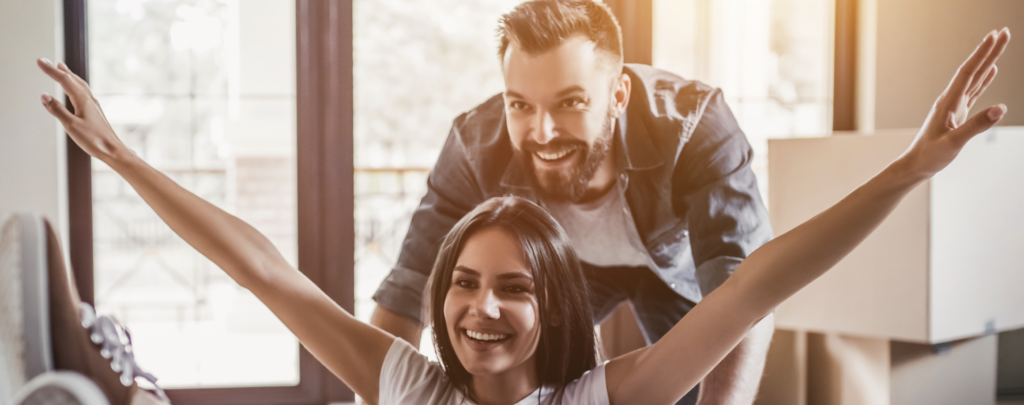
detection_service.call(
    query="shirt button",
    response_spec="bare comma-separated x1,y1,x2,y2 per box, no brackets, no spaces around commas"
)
682,230,689,237
670,283,677,289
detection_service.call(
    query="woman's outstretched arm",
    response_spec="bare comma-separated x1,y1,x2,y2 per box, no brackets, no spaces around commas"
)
36,59,394,403
605,28,1011,405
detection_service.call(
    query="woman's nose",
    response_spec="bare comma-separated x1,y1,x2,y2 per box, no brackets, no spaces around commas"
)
470,290,501,319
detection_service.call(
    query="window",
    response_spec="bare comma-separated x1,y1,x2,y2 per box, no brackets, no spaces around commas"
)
652,0,834,202
69,0,353,402
352,0,528,357
87,0,299,388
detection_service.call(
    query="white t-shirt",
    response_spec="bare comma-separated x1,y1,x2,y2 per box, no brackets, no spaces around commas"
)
542,180,652,269
379,339,610,405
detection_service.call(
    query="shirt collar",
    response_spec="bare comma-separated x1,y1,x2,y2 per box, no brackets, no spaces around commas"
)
615,106,664,172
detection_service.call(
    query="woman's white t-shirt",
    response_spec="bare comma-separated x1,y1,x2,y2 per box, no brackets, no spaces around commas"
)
379,339,610,405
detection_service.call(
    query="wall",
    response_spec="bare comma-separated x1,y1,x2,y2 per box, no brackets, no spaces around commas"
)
0,0,68,242
864,0,1024,396
870,0,1024,130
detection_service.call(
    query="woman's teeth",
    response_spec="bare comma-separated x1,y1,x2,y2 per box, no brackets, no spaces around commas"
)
466,329,509,342
535,149,573,161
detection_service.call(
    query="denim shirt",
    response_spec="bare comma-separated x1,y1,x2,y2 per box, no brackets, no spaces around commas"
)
372,64,774,325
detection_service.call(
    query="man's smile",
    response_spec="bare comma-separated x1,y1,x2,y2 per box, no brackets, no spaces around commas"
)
532,145,581,169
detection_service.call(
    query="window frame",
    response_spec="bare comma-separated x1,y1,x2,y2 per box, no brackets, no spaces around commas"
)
64,0,354,403
833,0,858,131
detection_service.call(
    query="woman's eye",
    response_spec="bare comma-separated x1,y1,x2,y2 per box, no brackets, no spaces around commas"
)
504,285,528,293
454,279,476,289
510,101,529,110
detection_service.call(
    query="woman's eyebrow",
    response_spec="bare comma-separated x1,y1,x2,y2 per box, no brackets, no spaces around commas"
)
453,265,479,276
497,272,533,281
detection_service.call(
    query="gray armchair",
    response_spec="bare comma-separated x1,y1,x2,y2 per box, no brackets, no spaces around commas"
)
0,214,110,405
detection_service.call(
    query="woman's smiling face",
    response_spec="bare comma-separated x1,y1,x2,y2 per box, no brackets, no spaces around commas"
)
444,226,541,379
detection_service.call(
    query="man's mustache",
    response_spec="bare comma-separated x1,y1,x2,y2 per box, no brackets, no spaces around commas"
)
519,138,588,154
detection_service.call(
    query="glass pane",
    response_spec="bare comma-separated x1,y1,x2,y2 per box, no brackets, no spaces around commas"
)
88,0,298,388
652,0,834,204
353,0,527,357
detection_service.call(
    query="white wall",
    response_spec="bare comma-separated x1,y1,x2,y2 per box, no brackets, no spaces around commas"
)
0,0,68,241
869,0,1024,130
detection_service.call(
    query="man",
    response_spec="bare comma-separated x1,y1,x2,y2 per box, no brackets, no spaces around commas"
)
371,1,775,403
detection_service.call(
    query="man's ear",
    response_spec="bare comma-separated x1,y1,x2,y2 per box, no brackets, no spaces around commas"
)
612,72,631,116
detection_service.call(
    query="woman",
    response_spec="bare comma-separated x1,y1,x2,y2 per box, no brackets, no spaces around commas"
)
36,28,1010,405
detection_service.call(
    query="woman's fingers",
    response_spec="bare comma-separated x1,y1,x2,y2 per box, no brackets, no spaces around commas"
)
967,65,998,109
948,31,998,99
950,104,1007,146
36,58,90,115
55,61,107,115
966,29,1010,99
40,93,76,127
57,62,96,95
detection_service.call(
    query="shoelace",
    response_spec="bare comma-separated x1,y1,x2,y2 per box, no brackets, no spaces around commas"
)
80,303,171,404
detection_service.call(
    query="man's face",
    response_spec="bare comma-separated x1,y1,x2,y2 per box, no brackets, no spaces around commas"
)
502,35,622,203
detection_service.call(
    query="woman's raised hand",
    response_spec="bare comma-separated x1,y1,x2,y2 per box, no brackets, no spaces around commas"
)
34,58,394,403
37,58,126,163
899,28,1011,179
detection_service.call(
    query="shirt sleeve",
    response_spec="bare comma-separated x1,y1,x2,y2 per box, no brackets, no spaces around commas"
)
372,117,487,325
673,89,774,297
379,339,450,404
560,361,611,405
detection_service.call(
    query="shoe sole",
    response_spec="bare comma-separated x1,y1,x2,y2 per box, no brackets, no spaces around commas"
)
12,371,110,405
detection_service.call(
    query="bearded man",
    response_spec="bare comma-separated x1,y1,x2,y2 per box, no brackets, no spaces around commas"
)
371,1,775,403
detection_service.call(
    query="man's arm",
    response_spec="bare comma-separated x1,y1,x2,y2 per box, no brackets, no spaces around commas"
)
675,89,775,404
698,314,773,405
371,306,423,345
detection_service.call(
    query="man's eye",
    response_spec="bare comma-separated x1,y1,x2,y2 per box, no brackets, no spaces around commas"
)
561,98,583,108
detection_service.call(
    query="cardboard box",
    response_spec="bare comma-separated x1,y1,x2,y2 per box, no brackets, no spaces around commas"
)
768,129,1024,344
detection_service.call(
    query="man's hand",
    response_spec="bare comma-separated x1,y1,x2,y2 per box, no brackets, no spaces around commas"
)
899,28,1010,179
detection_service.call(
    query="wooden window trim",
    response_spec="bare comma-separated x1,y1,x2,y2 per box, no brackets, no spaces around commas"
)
64,0,94,308
598,0,653,358
833,0,858,131
64,0,354,403
604,0,653,65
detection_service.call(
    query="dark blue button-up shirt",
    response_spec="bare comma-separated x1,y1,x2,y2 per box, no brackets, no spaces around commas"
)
373,64,774,325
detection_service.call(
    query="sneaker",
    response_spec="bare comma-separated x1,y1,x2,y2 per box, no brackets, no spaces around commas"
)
0,214,53,400
11,371,110,405
43,219,168,405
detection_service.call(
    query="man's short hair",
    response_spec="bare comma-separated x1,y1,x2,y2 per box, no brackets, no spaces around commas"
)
497,0,624,70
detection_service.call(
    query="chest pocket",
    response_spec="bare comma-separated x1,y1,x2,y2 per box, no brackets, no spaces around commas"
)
646,218,691,268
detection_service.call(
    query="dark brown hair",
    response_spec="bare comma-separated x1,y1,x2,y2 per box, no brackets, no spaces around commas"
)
497,0,623,70
427,196,598,404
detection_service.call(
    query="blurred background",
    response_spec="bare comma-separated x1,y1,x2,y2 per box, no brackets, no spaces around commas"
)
80,0,834,387
2,0,1023,403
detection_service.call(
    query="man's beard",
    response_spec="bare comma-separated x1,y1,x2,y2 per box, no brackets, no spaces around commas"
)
516,113,615,203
